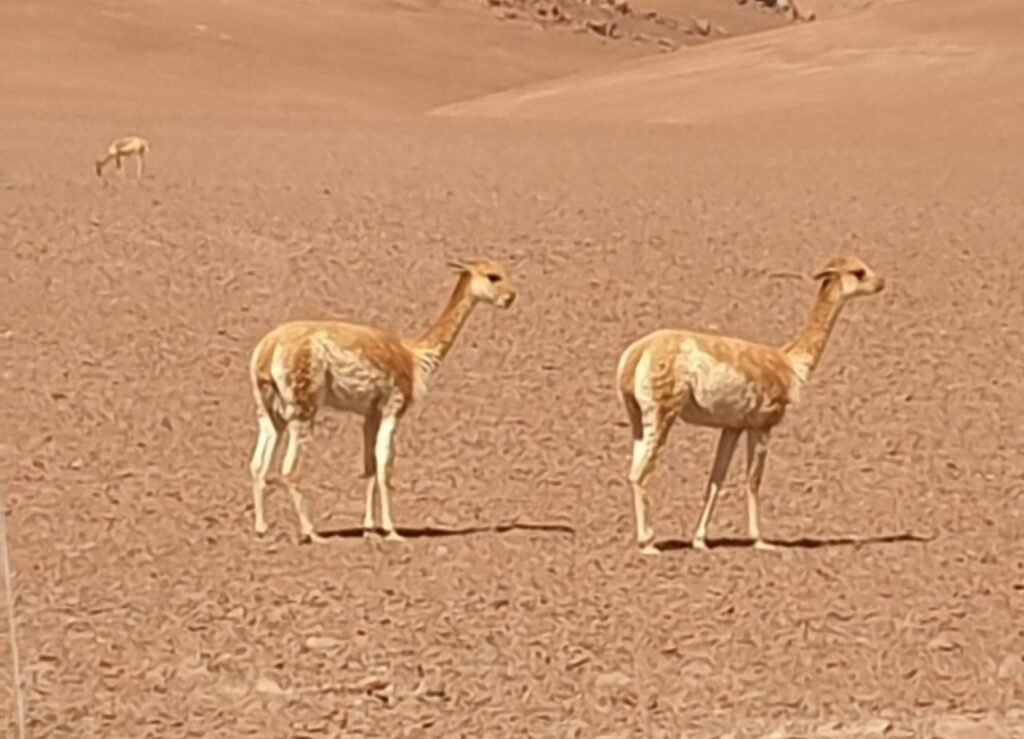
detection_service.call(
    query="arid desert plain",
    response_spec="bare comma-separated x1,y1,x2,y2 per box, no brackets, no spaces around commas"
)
1,0,1023,736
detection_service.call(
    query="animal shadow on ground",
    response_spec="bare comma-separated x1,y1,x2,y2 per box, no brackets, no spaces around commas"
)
656,531,935,552
320,521,576,539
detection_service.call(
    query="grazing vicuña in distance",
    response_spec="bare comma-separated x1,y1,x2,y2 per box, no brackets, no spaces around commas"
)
95,135,150,178
615,256,885,555
248,259,517,544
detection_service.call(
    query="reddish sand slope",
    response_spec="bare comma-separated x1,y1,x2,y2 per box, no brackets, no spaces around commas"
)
0,0,643,119
0,0,792,121
435,0,1024,132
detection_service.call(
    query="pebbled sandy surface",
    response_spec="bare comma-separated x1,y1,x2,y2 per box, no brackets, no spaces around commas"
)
2,0,1024,737
3,117,1023,737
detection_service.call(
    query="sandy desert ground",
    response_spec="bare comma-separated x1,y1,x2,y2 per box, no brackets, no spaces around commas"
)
1,0,1023,737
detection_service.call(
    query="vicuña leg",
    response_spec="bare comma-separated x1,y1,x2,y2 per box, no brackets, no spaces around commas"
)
361,411,380,537
628,407,675,556
691,428,741,550
281,420,326,544
744,429,778,551
136,152,145,178
374,413,405,542
249,414,281,535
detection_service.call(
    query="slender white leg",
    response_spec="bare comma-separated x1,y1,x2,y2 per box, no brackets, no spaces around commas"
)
281,421,325,544
137,152,145,179
362,413,380,537
374,415,405,542
249,415,279,535
744,430,778,551
362,478,377,536
691,428,741,550
629,431,659,555
627,408,675,556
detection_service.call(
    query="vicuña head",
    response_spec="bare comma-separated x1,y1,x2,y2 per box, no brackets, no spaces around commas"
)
812,255,885,299
446,258,517,309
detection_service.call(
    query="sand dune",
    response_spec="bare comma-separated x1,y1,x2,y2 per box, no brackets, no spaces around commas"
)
434,0,1024,131
0,0,793,121
0,0,639,119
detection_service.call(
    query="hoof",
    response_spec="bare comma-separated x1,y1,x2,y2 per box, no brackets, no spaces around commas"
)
753,539,780,552
382,530,407,542
691,538,710,551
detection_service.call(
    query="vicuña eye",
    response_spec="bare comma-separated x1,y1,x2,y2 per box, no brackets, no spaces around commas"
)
852,269,866,280
486,273,501,283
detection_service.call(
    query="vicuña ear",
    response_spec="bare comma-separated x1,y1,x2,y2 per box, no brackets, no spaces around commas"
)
446,259,469,274
812,268,839,281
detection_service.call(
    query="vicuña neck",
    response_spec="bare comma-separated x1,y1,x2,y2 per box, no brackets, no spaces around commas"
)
413,273,476,370
783,278,846,380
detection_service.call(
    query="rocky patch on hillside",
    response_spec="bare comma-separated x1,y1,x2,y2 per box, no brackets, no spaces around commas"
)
480,0,815,52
